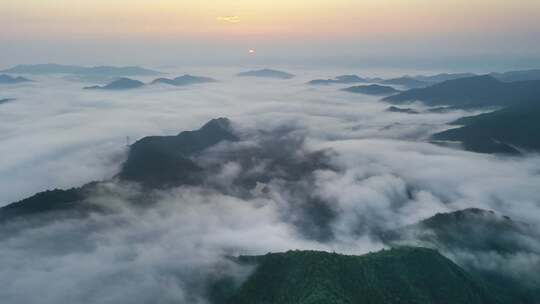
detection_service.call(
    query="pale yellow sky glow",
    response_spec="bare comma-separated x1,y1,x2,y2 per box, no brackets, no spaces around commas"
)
2,0,540,68
3,0,540,39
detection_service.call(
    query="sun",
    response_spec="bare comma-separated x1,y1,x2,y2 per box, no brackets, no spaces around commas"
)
248,49,256,54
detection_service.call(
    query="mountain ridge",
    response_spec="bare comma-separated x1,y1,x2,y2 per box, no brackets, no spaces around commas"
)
151,74,216,86
383,75,540,108
343,84,399,95
1,64,160,76
216,247,505,304
83,78,145,90
431,101,540,153
0,74,32,84
237,69,295,79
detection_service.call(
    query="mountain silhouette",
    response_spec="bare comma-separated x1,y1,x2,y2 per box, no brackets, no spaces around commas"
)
386,106,419,114
490,69,540,82
0,118,239,219
118,118,238,187
431,101,540,154
380,76,430,88
307,75,371,85
380,208,540,303
0,74,32,84
0,183,103,222
83,78,145,90
151,74,216,86
0,64,160,76
382,208,536,254
384,75,540,108
343,84,399,95
237,69,295,79
413,73,477,83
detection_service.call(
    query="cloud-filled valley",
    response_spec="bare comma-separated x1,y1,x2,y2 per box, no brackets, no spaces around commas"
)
1,67,540,303
0,68,480,204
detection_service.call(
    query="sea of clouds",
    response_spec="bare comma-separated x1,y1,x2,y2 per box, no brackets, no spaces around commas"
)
0,66,539,303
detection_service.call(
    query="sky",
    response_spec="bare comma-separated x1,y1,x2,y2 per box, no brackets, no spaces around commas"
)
2,1,540,70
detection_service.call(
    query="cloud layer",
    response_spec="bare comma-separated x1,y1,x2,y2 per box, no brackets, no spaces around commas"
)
0,68,539,302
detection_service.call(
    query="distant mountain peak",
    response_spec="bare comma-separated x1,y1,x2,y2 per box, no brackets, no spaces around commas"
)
423,208,511,225
0,98,15,104
381,207,535,259
386,106,419,114
380,76,430,88
237,69,295,79
151,74,216,86
343,84,399,95
200,117,233,132
308,74,368,85
84,77,144,90
447,74,500,84
490,69,540,82
0,64,160,76
384,74,540,108
119,118,238,187
0,74,32,84
432,101,540,154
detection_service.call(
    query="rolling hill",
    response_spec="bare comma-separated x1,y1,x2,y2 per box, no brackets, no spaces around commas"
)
216,247,505,304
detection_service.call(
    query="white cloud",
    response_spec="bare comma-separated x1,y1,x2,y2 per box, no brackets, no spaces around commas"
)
1,68,539,302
